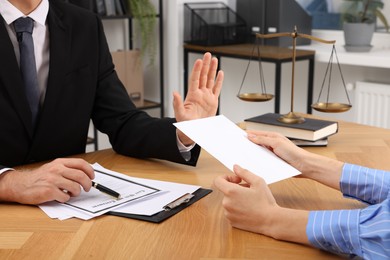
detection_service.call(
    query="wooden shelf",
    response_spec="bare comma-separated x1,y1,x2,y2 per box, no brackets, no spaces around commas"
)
101,14,132,19
101,14,161,20
136,100,161,110
87,137,95,144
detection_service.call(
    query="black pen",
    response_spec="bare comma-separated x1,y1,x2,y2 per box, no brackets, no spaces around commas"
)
92,181,121,199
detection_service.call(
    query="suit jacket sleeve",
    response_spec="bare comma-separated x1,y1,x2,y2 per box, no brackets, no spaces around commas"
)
89,12,201,166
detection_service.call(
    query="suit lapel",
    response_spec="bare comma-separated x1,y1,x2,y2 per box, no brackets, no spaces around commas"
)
0,16,34,137
37,3,70,129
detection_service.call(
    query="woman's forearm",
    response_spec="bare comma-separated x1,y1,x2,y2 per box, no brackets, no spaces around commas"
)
265,207,310,245
299,152,343,190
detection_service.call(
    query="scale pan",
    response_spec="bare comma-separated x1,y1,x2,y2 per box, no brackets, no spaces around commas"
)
311,102,352,113
238,93,274,102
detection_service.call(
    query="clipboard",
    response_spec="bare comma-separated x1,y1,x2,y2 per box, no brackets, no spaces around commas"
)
107,188,212,223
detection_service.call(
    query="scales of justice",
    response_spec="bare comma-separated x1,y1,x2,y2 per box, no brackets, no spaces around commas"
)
237,26,352,124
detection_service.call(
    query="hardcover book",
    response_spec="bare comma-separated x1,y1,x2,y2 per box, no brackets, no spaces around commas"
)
244,113,338,141
290,137,328,147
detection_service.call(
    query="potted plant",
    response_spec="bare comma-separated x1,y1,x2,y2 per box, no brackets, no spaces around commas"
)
128,0,157,65
341,0,389,51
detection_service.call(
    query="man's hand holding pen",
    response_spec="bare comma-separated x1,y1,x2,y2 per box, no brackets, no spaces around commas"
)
0,158,95,205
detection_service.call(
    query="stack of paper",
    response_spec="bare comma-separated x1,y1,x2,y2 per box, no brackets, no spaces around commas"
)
39,163,200,220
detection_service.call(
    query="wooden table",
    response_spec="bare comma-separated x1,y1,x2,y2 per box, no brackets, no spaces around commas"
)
2,118,390,259
184,43,316,114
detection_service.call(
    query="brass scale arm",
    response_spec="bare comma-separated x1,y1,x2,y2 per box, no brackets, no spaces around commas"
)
256,31,336,45
254,29,336,124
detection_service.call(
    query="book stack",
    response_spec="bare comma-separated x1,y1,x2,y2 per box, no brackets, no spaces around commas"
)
65,0,128,16
244,113,338,147
99,0,128,16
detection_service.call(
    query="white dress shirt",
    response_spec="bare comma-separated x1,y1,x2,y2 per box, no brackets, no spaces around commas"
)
0,0,49,105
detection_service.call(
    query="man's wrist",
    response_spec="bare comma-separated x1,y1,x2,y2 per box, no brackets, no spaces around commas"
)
176,131,196,162
176,134,195,152
176,130,194,147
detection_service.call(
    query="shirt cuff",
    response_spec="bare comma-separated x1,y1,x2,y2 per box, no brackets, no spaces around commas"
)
0,168,14,175
176,134,196,161
307,209,362,257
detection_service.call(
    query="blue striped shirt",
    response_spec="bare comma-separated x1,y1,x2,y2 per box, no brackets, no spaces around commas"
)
307,163,390,259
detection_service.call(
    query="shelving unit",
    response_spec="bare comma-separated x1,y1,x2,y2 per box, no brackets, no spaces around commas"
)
102,0,164,115
87,0,164,150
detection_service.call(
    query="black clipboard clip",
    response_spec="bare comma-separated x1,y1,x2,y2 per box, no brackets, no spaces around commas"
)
108,188,212,223
163,193,195,211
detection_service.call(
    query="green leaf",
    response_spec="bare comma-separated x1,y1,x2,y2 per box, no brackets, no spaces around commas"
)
375,9,390,31
341,0,389,27
129,0,157,66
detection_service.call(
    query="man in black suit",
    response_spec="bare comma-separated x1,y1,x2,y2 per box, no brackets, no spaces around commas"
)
0,0,224,204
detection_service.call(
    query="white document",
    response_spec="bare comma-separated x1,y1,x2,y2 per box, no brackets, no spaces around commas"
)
64,171,160,214
39,164,201,220
174,115,301,184
93,163,201,216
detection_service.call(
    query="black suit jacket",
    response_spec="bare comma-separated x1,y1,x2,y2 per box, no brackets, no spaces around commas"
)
0,0,200,168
